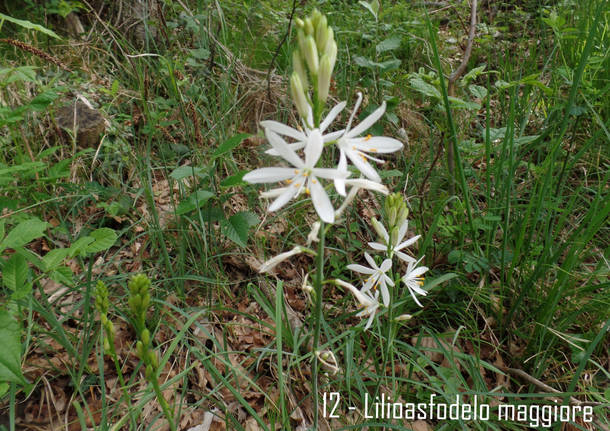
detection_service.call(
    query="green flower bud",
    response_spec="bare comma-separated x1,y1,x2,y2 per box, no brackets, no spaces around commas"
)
325,39,337,69
390,226,400,248
387,206,398,228
141,328,150,346
290,73,310,119
103,337,111,351
136,340,145,360
304,17,314,36
148,351,158,369
101,314,108,325
317,54,332,103
303,36,319,75
292,50,309,90
145,364,154,380
315,15,329,51
129,294,141,312
311,9,322,29
297,29,307,60
370,218,387,242
141,292,150,310
106,319,115,337
295,18,305,28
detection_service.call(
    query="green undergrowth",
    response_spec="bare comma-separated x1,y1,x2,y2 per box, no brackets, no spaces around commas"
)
0,0,608,430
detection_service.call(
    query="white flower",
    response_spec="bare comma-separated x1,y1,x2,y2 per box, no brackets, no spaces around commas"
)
258,246,304,274
261,101,346,155
335,92,403,183
243,128,346,223
335,279,380,330
347,252,394,306
368,219,420,263
401,257,429,307
334,178,389,219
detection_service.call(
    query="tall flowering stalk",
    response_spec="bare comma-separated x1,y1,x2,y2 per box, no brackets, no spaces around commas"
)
242,9,437,428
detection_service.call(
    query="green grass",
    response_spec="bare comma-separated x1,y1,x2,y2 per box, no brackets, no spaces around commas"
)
0,0,608,430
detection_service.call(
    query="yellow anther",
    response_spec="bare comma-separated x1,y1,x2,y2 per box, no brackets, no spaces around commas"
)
312,178,317,183
294,169,300,174
303,171,309,177
285,179,292,184
365,134,372,141
370,148,377,152
305,188,310,195
294,183,301,188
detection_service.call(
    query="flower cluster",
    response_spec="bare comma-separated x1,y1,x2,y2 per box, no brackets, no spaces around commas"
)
243,10,403,224
339,193,430,330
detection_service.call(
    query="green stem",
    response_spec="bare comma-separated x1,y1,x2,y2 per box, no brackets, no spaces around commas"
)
311,221,326,428
151,377,176,431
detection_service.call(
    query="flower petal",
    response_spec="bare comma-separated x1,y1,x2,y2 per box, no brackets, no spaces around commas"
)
356,136,403,153
324,130,345,142
395,250,416,263
268,185,299,212
344,178,389,194
309,176,334,223
395,235,420,251
346,264,375,275
265,141,307,156
364,252,377,269
408,288,424,307
380,284,390,307
348,150,381,182
368,242,386,251
320,101,347,132
304,129,324,168
243,167,296,183
260,120,307,141
346,101,386,138
266,129,304,168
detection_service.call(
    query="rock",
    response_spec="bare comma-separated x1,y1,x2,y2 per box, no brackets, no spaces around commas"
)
55,100,105,148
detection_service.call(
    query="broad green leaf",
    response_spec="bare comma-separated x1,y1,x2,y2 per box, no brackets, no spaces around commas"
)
212,133,251,158
169,166,207,181
85,228,117,253
42,248,70,271
448,96,480,110
410,76,441,99
68,236,95,257
176,190,214,215
0,13,61,39
221,211,259,248
469,84,488,99
28,90,60,111
359,0,379,19
220,170,247,187
2,253,28,291
0,162,46,177
49,266,74,287
460,65,487,85
0,309,27,385
376,36,401,53
0,218,48,252
354,56,401,71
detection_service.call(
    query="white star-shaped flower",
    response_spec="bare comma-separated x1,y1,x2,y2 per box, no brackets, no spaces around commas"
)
261,102,346,155
369,219,420,263
347,252,394,306
243,128,345,223
401,257,429,307
335,92,403,184
335,279,380,330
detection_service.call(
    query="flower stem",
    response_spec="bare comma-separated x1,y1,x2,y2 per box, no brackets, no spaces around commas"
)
311,221,326,428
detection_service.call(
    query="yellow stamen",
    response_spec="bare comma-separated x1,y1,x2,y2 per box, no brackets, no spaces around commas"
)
285,179,292,184
303,171,309,177
305,188,310,195
294,183,301,188
370,148,377,152
312,178,317,183
294,169,300,174
365,134,372,141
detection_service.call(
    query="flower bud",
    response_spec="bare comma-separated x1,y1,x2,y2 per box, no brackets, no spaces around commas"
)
390,227,400,248
325,39,337,70
311,9,322,29
315,15,329,51
295,18,304,28
317,54,332,103
103,337,111,351
303,36,319,75
148,351,158,369
292,50,309,90
387,206,398,228
136,340,145,359
370,217,387,241
145,364,154,380
141,328,150,346
297,29,307,60
290,73,310,119
304,17,314,36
